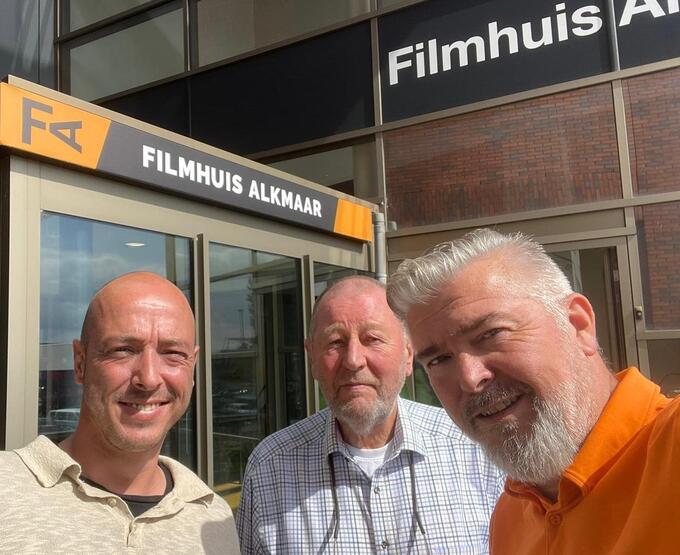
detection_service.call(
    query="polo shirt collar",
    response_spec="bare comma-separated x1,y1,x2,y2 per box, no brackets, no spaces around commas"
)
506,368,667,507
15,435,214,505
561,367,666,495
322,397,428,459
159,455,215,505
15,435,81,487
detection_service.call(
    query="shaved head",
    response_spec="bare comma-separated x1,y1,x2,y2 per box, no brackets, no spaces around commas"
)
80,272,195,350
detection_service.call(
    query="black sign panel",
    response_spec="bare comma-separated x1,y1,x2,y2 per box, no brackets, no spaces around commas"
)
614,0,680,68
97,122,341,233
379,0,612,122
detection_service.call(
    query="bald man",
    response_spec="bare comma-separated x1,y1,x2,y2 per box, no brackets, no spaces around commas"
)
237,276,504,554
0,272,239,554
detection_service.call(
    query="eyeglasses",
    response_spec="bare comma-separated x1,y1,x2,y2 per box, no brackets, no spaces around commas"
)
328,450,433,554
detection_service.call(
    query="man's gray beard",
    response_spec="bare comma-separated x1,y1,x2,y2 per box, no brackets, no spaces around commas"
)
483,393,584,486
465,376,593,487
332,395,394,437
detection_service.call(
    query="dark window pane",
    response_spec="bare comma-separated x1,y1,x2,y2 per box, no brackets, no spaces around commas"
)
66,6,184,100
197,0,372,67
64,0,157,32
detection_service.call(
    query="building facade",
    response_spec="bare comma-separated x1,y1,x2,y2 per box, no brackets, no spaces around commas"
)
2,0,680,509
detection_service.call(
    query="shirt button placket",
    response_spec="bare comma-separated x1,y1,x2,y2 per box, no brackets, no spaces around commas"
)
381,539,390,550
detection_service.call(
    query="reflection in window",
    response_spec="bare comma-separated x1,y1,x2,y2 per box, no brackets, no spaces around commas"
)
648,340,680,397
210,243,305,510
197,0,372,67
63,0,155,32
65,3,184,100
39,212,195,467
413,363,440,407
269,142,378,201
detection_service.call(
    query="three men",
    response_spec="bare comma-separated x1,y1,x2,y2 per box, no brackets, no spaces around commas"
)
388,228,680,554
0,272,239,553
237,276,504,553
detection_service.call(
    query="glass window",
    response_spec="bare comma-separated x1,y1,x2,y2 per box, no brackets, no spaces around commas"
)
549,248,625,370
648,340,680,397
413,363,440,407
210,243,305,510
635,202,680,330
197,0,372,67
65,4,184,100
623,66,680,195
384,84,622,228
39,212,195,467
63,0,156,32
269,142,379,202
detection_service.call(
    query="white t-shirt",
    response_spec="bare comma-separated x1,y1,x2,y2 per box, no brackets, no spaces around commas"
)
342,439,395,478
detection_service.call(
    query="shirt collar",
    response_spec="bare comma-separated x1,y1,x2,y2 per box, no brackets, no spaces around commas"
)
15,435,214,505
506,368,670,507
322,397,428,459
15,435,81,487
158,455,215,505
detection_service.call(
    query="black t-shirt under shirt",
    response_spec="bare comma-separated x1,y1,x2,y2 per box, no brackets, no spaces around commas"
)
81,464,174,518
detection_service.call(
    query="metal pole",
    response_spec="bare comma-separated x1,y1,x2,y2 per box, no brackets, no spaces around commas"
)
373,211,387,283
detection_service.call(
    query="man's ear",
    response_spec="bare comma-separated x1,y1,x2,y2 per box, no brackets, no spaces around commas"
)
566,293,599,356
73,339,86,385
305,338,319,379
403,339,414,378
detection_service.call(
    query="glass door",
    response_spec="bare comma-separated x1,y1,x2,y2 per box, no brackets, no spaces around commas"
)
546,239,635,372
208,243,305,510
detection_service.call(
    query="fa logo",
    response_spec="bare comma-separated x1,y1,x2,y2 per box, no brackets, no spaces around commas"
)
22,97,83,153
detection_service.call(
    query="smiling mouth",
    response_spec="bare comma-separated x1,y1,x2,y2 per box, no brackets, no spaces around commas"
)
120,401,169,413
477,393,523,418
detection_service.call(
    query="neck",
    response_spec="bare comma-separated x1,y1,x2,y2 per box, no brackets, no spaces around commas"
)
60,426,166,496
338,403,398,449
535,362,619,503
536,479,560,502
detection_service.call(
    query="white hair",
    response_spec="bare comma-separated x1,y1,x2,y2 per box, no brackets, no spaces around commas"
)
387,228,573,325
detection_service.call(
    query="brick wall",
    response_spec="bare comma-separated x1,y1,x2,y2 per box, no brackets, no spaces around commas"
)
384,84,622,227
625,68,680,329
624,66,680,195
636,202,680,329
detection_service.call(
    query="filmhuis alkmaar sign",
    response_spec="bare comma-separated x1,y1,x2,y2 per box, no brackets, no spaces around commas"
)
0,82,373,241
380,0,680,121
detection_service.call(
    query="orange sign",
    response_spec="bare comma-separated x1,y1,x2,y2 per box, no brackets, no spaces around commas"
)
333,198,373,242
0,83,111,169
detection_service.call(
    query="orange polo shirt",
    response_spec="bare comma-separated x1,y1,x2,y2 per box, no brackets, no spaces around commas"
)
490,368,679,554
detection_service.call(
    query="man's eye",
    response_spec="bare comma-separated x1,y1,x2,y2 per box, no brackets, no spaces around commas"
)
426,354,451,370
480,328,503,341
110,346,134,355
364,335,384,345
164,350,189,360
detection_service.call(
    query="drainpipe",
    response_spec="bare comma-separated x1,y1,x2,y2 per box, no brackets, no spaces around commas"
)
373,210,387,284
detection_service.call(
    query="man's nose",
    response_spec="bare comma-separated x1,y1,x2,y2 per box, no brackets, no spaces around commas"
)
131,348,163,390
456,352,493,394
343,336,367,371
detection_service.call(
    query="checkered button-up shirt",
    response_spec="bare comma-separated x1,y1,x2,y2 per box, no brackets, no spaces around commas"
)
237,398,505,554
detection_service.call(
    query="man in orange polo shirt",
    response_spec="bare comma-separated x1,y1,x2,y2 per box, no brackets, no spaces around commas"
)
387,228,680,554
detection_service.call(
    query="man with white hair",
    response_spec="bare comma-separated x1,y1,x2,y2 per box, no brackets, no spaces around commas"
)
237,275,504,554
387,228,680,554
